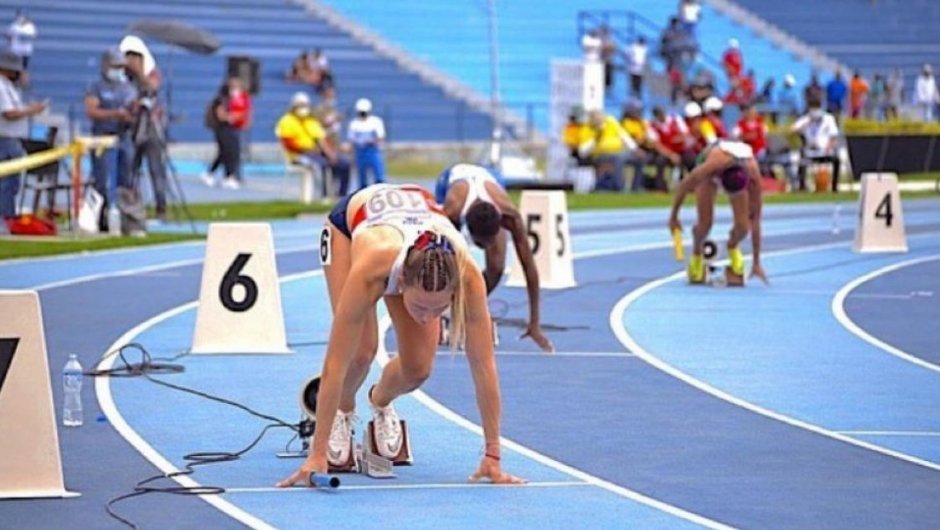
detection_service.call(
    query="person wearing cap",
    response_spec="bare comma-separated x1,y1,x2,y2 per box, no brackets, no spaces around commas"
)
276,91,350,197
346,98,386,190
684,101,716,161
0,49,46,221
915,64,939,122
621,100,680,191
791,100,840,192
580,109,638,191
85,48,137,231
777,74,800,120
703,96,728,139
562,106,592,165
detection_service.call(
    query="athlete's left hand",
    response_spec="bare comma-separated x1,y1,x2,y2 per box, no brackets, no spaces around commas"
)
749,263,769,285
521,324,554,353
469,455,527,485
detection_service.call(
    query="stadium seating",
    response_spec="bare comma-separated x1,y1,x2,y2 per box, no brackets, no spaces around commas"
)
732,0,940,89
5,0,494,142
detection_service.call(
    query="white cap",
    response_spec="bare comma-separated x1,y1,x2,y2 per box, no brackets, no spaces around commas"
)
119,34,156,75
355,98,372,113
784,74,796,86
683,101,702,118
704,96,723,113
728,38,739,49
291,91,311,107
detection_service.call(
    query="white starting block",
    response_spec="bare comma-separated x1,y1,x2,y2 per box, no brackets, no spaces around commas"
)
191,223,291,354
364,418,413,466
854,173,908,253
507,190,577,289
0,291,79,499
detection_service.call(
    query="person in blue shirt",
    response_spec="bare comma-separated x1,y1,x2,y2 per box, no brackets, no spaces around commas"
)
776,74,801,121
825,71,847,117
346,98,386,190
84,48,137,231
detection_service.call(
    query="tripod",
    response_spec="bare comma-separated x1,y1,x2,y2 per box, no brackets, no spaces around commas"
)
129,101,197,234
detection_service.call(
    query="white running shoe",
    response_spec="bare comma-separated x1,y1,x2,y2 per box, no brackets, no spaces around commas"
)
200,172,216,187
327,410,356,467
370,392,403,459
222,177,241,190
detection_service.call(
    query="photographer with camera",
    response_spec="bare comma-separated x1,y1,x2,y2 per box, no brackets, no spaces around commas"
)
119,35,169,222
85,47,136,231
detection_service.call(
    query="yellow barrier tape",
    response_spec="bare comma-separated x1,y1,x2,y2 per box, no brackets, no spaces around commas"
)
0,135,117,179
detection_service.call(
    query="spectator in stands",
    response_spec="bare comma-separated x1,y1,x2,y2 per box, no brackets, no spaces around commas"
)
678,0,702,38
562,106,592,165
777,74,800,121
581,28,604,106
276,91,350,197
684,101,716,168
86,48,136,231
120,35,170,222
722,38,743,82
626,36,647,99
202,76,250,189
733,102,768,160
868,73,885,121
310,48,334,94
825,71,847,117
6,10,35,86
347,98,386,190
915,64,939,122
314,84,344,153
667,62,685,105
804,72,824,110
621,101,681,192
885,67,903,121
659,17,683,68
848,71,869,119
650,106,690,185
599,27,616,92
704,96,727,139
580,109,637,191
0,50,46,221
791,101,840,192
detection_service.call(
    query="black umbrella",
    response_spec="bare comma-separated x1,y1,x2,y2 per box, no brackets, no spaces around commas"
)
127,19,221,55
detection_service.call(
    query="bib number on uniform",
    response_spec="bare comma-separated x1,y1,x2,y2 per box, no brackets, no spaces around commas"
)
367,188,428,217
319,226,332,266
220,253,258,313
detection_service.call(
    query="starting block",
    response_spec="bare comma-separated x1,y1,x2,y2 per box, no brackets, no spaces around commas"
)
364,419,413,466
697,240,744,288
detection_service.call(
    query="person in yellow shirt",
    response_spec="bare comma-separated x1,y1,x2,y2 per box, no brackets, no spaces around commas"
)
562,107,593,165
621,100,681,192
276,91,351,196
579,109,637,191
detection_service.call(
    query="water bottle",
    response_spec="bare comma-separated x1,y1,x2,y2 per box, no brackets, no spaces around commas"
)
108,205,121,236
63,354,83,427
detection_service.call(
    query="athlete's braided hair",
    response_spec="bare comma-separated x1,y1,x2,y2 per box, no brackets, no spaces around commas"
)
401,229,467,348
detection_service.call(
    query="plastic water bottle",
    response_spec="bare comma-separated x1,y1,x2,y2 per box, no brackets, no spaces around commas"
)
108,205,121,236
63,354,83,427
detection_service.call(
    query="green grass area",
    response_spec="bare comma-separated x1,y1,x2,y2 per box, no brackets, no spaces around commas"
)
386,159,448,180
0,232,202,260
171,201,334,221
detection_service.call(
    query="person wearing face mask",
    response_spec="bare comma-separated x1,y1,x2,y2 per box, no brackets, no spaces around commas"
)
202,76,250,189
276,91,351,198
791,101,841,192
0,49,47,224
85,47,137,231
346,98,386,190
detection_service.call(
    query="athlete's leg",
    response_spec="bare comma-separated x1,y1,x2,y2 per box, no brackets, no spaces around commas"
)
727,190,751,275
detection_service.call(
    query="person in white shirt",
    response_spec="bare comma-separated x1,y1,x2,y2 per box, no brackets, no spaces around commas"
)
347,98,386,190
679,0,702,37
6,11,35,70
914,64,939,122
627,36,648,98
791,102,841,192
0,50,47,219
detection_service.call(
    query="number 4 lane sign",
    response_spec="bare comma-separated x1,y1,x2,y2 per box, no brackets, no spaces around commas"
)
854,173,908,253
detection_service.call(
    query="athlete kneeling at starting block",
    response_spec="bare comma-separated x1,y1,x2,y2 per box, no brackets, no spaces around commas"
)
277,183,525,486
436,163,553,352
668,140,767,285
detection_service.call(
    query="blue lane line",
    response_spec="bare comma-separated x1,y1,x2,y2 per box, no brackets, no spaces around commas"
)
621,236,940,465
109,275,708,530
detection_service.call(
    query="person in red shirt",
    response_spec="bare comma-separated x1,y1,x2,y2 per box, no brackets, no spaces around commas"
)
732,102,767,157
227,76,252,131
650,106,691,185
722,39,743,81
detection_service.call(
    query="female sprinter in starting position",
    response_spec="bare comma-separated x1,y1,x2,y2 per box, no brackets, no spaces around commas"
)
668,140,768,284
278,183,524,486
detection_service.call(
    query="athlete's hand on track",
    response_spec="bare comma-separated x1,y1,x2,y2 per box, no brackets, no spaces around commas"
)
749,263,769,285
468,456,526,485
668,216,682,234
276,456,327,488
520,324,554,353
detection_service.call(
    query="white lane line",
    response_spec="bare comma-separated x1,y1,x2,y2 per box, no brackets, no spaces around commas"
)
839,431,940,437
425,350,635,358
610,238,940,474
374,317,733,530
831,254,940,375
225,481,590,493
31,244,317,291
95,269,322,530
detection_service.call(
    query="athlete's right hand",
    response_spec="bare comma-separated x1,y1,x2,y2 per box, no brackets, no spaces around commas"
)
668,216,682,234
276,456,327,488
